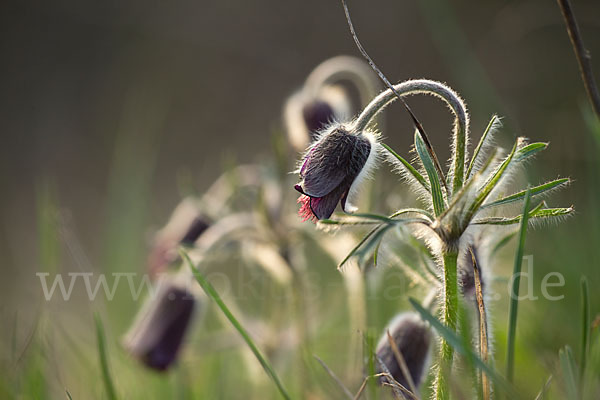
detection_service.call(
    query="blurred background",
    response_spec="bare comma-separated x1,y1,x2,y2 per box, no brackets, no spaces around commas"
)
1,0,599,398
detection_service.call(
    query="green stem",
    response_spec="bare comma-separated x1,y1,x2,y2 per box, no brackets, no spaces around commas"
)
436,250,459,400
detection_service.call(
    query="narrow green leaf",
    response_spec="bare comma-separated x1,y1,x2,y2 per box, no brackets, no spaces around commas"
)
559,346,579,399
409,298,519,398
513,142,548,162
94,314,117,400
338,226,380,268
355,225,393,264
467,142,517,221
472,205,573,226
581,276,590,377
490,230,518,256
65,390,73,400
382,142,430,191
482,178,569,209
506,188,532,383
414,131,446,216
466,115,499,179
180,250,291,400
389,208,434,221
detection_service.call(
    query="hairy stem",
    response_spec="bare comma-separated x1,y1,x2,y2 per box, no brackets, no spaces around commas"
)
436,250,459,400
353,79,469,196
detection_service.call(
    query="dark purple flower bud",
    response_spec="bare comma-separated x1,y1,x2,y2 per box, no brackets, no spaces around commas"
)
294,127,378,221
376,312,432,391
148,198,211,278
123,277,198,372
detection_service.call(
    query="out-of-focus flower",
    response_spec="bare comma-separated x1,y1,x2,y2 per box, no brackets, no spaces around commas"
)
294,127,379,221
123,274,199,371
148,197,210,278
285,85,351,152
284,56,379,152
376,312,432,392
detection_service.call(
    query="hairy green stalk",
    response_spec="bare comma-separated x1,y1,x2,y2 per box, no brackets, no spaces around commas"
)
436,250,459,400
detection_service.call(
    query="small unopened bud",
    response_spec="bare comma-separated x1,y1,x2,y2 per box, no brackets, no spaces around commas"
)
376,312,431,391
123,275,199,371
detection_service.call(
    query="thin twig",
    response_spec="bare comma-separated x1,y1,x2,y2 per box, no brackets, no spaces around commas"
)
386,329,418,396
341,0,449,195
376,356,418,400
313,354,354,400
470,248,490,400
557,0,600,119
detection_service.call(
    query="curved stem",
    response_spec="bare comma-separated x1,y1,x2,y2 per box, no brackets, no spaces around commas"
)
435,250,459,400
353,79,470,196
304,55,379,106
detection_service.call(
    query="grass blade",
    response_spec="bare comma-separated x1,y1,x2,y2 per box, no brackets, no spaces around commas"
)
180,250,291,400
414,130,446,216
580,276,590,376
533,375,552,400
505,188,532,383
382,142,430,192
408,298,518,398
313,354,354,400
559,346,579,399
94,314,117,400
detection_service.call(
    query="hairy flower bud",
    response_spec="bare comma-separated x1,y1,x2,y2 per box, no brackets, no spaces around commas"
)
294,126,379,221
376,312,432,391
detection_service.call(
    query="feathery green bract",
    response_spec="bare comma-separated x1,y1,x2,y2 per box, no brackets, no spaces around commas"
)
468,142,517,218
414,130,446,216
382,142,430,191
180,250,291,400
94,314,117,400
466,115,499,179
559,346,580,399
506,188,532,384
580,276,590,377
482,178,569,209
513,142,548,162
409,299,518,398
473,205,573,225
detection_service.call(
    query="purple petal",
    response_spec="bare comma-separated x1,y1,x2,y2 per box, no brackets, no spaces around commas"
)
309,181,350,220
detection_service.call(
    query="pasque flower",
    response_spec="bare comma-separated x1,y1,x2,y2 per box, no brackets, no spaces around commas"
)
123,275,199,371
294,126,379,221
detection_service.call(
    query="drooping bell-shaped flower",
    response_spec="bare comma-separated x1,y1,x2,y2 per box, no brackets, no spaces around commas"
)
376,312,432,392
148,197,211,278
294,126,378,221
123,274,199,371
